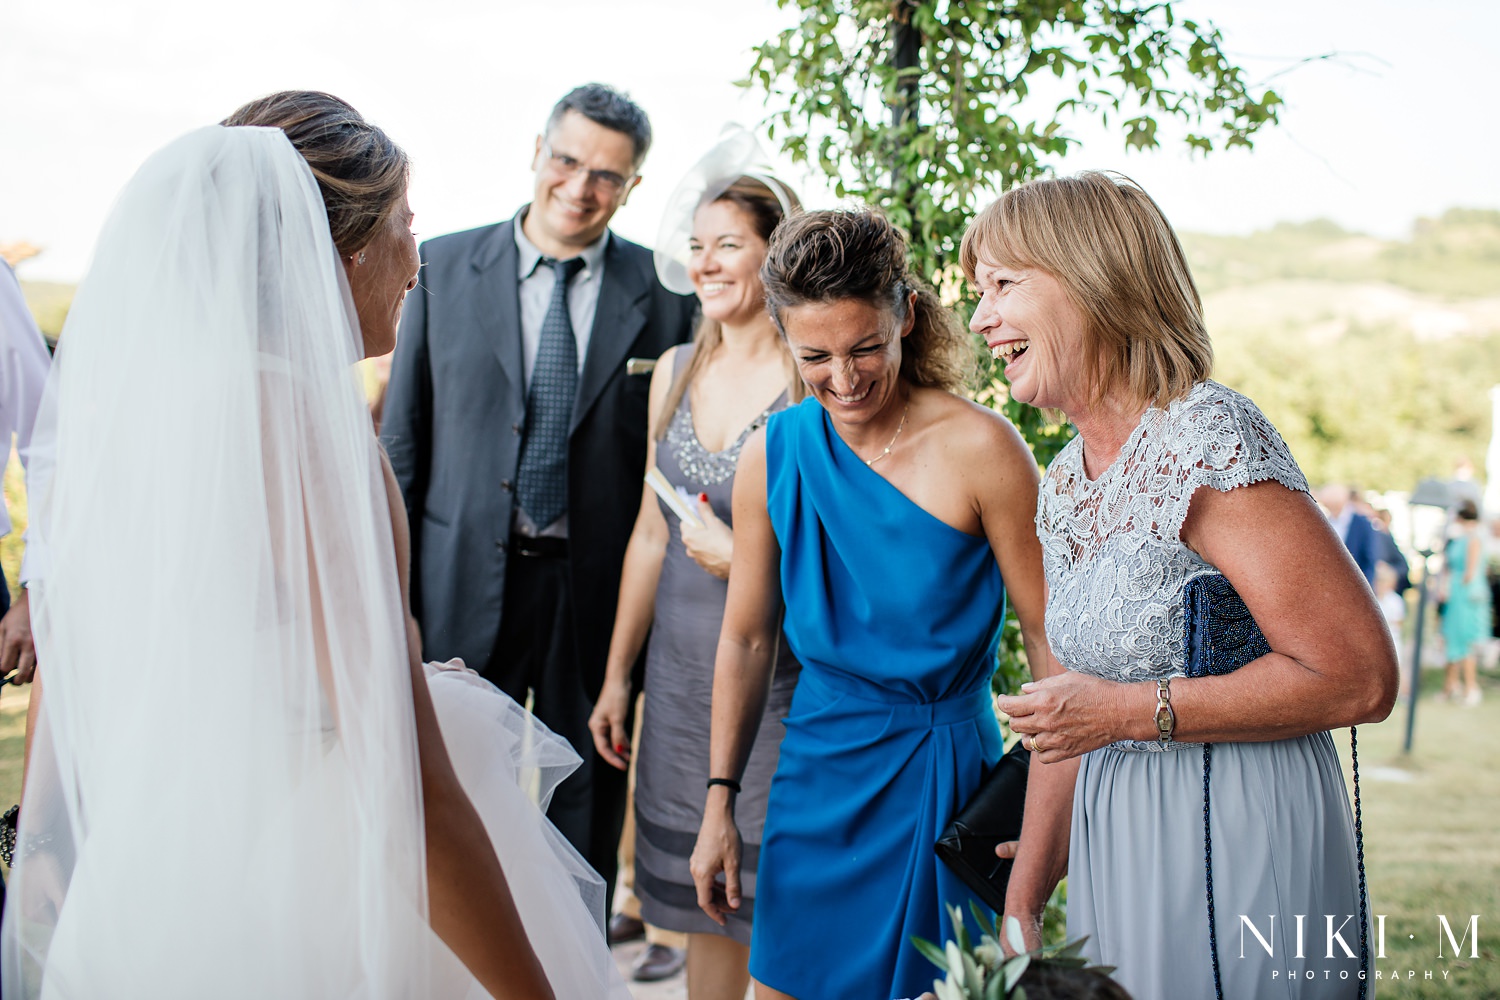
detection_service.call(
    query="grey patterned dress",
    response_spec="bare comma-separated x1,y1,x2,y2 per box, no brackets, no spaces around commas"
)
1039,381,1370,998
635,348,800,943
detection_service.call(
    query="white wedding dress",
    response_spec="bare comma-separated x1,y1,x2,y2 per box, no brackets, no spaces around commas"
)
0,125,628,999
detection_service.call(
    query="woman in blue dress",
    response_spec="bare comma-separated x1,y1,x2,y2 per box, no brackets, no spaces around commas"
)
1441,499,1489,704
688,209,1050,1000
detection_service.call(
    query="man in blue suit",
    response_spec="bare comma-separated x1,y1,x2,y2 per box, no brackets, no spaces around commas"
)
381,85,696,908
1318,484,1380,587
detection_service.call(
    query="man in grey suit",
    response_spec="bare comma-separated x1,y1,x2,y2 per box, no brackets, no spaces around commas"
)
380,84,696,907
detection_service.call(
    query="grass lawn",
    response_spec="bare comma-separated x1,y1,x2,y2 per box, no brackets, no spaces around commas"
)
1331,669,1500,998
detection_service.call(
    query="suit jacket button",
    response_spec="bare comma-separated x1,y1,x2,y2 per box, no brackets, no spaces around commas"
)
496,539,508,552
511,423,522,435
501,479,514,493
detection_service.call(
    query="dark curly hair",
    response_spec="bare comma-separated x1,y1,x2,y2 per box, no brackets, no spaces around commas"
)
760,208,974,393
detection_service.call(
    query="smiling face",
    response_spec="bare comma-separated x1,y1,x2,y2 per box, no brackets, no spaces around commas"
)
346,197,419,359
968,257,1091,414
779,296,912,424
687,199,770,328
525,110,639,257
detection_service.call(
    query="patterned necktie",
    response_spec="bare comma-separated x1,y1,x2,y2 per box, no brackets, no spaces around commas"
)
516,256,586,528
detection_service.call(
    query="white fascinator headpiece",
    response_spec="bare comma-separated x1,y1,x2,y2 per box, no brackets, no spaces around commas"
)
654,124,798,295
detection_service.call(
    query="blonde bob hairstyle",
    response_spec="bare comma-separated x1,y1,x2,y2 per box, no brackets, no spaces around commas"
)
959,171,1212,409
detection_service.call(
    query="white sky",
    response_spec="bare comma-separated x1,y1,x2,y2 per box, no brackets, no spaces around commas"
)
3,0,1495,282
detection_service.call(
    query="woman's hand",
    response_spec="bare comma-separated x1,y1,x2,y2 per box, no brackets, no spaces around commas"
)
995,671,1141,763
689,797,743,926
587,678,632,771
680,494,733,580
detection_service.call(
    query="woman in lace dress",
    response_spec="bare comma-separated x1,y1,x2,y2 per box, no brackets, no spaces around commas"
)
588,170,801,999
963,173,1398,999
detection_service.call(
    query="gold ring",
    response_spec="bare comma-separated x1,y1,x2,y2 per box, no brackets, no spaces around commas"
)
1027,734,1038,753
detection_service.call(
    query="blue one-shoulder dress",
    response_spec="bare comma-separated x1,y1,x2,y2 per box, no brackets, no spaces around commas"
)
749,399,1007,1000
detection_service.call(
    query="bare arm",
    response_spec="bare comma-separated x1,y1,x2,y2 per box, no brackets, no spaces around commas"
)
968,412,1073,948
588,349,678,769
380,454,556,1000
689,430,782,926
1000,480,1399,761
1464,533,1481,586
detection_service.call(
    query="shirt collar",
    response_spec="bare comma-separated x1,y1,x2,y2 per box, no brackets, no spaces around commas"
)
514,205,609,281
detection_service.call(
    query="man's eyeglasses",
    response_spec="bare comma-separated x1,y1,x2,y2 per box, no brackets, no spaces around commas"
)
541,143,633,196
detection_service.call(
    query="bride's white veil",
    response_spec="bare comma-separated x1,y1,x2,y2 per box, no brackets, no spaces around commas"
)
1,125,434,997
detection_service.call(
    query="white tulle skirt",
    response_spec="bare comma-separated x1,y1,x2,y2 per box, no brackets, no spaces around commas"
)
4,663,627,1000
423,661,631,1000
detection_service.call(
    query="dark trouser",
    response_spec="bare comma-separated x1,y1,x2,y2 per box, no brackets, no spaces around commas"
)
482,548,627,914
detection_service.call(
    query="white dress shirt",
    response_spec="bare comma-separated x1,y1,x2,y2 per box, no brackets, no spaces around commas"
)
513,207,609,390
0,262,53,584
510,209,610,539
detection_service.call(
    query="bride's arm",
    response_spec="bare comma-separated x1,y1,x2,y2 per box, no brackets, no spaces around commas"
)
379,453,556,1000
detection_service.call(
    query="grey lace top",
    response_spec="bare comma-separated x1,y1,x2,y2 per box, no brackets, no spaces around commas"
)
1037,381,1309,749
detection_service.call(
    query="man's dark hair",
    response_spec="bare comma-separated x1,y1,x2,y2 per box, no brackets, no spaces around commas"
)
544,84,652,166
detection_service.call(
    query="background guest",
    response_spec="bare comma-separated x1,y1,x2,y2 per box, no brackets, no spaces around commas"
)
1371,507,1411,595
1441,499,1488,705
0,261,50,687
589,145,803,997
380,83,697,907
1374,561,1408,695
1317,483,1381,586
0,257,52,918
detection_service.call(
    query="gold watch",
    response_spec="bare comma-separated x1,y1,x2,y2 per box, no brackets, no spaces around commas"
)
1154,678,1175,745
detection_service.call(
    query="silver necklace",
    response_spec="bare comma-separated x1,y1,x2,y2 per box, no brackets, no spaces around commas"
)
863,402,910,466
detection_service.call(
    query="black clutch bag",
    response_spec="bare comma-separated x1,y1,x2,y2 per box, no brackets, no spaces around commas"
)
934,738,1030,913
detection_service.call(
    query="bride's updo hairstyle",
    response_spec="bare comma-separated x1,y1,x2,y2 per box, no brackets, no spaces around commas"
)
761,208,974,393
223,91,409,259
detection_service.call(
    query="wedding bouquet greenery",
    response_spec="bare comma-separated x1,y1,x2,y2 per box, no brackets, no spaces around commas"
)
913,903,1117,1000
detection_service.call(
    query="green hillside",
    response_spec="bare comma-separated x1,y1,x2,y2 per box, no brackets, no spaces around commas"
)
1182,209,1500,300
1183,211,1500,491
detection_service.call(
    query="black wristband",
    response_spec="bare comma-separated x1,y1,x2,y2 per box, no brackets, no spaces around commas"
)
706,777,742,794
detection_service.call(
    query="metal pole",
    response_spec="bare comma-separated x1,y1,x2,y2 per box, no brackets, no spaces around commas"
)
1403,549,1433,754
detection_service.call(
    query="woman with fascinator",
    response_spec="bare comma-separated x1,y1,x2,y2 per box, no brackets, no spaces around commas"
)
1,92,627,999
588,127,802,999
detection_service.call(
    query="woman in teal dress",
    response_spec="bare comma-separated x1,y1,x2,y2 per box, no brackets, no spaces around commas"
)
688,209,1050,1000
1442,499,1489,704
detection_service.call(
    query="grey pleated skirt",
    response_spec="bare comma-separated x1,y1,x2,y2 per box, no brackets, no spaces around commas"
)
1069,732,1372,999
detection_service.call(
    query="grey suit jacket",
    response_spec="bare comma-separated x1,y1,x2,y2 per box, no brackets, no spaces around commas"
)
380,211,697,692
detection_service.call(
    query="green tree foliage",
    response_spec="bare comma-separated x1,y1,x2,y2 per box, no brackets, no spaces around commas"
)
746,0,1282,689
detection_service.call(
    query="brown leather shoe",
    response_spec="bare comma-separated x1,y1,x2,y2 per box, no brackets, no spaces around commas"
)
606,912,645,946
631,943,686,982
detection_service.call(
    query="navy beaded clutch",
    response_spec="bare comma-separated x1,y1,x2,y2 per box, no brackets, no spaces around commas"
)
1182,573,1271,677
1182,572,1369,1000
